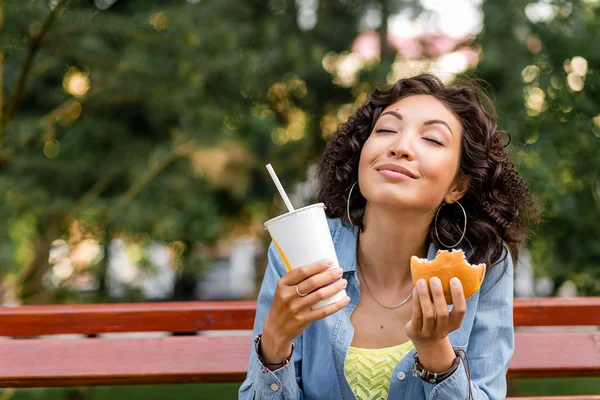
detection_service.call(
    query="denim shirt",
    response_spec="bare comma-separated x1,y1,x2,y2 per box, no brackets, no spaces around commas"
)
239,217,514,400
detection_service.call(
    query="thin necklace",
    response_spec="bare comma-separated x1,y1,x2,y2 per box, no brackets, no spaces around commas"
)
357,254,413,309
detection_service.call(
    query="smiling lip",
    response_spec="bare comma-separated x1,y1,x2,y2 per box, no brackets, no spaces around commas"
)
376,164,417,179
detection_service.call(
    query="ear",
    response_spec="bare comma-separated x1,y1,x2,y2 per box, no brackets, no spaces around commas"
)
444,175,469,204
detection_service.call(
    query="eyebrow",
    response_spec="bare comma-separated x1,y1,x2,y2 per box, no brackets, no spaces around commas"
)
423,119,454,136
380,111,453,136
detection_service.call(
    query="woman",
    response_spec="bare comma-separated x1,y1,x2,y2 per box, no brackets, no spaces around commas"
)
239,74,537,399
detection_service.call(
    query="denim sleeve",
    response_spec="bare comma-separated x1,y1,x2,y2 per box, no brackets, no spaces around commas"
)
421,249,515,400
238,242,304,400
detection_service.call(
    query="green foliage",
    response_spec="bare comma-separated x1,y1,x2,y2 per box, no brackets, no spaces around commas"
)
1,0,412,302
1,0,598,303
475,0,600,294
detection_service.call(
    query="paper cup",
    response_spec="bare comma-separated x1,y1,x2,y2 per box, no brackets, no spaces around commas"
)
264,203,347,310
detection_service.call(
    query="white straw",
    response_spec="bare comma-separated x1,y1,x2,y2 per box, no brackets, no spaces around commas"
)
266,164,295,212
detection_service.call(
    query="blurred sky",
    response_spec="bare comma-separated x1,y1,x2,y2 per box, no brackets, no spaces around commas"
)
91,0,561,38
391,0,483,38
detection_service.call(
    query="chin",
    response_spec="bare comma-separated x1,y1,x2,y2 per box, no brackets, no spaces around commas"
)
366,190,414,209
367,187,434,212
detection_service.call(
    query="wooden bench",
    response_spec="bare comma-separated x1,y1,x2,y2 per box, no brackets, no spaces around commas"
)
0,298,599,399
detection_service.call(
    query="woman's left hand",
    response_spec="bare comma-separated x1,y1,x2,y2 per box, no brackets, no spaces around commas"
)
405,276,466,344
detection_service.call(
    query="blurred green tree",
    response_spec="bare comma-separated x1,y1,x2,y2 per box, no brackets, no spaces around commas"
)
2,0,597,305
475,0,600,294
1,0,423,303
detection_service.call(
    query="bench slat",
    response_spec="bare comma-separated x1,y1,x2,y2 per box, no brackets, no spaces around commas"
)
513,298,600,327
0,330,598,387
0,336,250,387
508,331,600,379
0,301,256,336
1,297,599,337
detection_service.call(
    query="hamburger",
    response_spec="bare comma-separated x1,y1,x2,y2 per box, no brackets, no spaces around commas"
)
410,249,486,305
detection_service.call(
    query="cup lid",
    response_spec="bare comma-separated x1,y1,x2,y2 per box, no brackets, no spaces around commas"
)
264,203,326,229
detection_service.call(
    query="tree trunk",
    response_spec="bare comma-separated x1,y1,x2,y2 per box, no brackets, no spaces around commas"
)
97,224,112,301
18,223,61,304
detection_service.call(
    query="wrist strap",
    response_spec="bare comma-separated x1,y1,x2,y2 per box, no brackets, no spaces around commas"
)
413,349,473,400
413,348,473,399
254,333,295,373
412,352,460,383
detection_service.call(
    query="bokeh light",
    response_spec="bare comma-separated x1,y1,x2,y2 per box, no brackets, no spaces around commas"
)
522,65,540,83
63,68,90,97
150,12,168,31
524,87,545,116
567,73,584,91
43,139,61,158
570,56,588,76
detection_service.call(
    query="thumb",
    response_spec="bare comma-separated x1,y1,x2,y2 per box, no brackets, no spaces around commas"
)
404,320,413,334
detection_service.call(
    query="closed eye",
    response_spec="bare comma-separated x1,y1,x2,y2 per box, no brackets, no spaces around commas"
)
424,137,443,146
375,128,397,134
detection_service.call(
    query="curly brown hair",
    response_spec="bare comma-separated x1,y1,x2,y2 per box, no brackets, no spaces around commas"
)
316,74,538,267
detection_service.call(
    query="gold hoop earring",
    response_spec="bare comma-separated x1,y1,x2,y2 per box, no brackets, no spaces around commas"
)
434,201,467,248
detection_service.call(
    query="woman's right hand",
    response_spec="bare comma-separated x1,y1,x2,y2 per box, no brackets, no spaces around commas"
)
260,259,350,365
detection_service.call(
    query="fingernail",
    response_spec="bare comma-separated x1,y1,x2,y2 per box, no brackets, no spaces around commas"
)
417,279,427,290
335,267,344,276
341,279,348,288
344,296,351,304
430,277,441,288
325,259,334,266
451,277,461,288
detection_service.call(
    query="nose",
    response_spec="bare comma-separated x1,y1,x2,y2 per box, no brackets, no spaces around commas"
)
388,135,414,160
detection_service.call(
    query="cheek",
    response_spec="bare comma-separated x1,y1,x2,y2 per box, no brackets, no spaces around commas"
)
358,151,368,176
357,155,371,189
357,139,381,196
358,138,377,169
421,153,460,185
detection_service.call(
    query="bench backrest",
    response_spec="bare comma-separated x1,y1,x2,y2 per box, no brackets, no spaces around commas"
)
0,298,598,388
